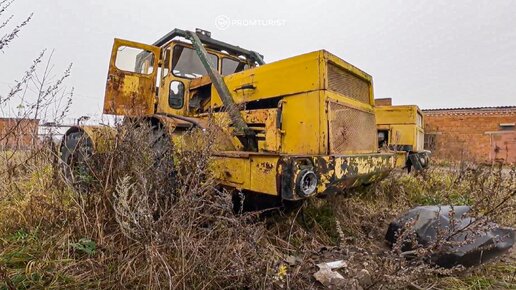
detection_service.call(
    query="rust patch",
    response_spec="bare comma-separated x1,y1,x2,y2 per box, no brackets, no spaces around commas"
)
257,161,274,174
189,75,212,89
104,71,156,116
103,39,159,116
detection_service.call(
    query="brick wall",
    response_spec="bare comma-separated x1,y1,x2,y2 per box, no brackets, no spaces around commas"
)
0,118,39,150
423,107,516,163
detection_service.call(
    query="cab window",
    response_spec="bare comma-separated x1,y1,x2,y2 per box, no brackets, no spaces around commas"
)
115,46,154,74
171,46,218,79
169,81,185,109
221,58,249,76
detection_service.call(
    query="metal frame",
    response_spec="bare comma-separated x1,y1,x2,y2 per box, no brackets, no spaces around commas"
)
153,28,265,65
136,28,264,151
186,31,258,152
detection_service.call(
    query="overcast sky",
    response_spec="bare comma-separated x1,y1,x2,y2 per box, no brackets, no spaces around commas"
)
1,0,515,121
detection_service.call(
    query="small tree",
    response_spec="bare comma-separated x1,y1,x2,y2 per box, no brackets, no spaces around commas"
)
0,0,73,177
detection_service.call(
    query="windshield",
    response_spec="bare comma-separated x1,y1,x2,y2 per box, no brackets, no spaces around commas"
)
221,58,249,76
171,45,218,79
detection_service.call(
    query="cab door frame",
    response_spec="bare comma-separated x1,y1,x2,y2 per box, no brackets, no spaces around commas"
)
103,38,160,116
156,42,190,116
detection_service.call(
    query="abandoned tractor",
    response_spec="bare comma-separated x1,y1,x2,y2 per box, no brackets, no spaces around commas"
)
61,28,395,203
375,101,430,172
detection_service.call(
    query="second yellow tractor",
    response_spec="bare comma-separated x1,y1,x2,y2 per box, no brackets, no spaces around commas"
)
375,98,430,172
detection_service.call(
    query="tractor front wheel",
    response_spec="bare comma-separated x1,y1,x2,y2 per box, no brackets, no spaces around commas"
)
60,130,95,191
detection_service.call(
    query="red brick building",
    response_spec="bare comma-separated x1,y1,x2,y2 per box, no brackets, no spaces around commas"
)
423,107,516,164
0,118,40,150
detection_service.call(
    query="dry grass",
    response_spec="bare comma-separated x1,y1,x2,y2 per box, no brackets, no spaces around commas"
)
271,164,515,289
1,123,275,289
0,127,515,289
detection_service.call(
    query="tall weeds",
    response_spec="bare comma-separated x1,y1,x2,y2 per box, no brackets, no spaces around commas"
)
1,109,514,289
1,119,515,289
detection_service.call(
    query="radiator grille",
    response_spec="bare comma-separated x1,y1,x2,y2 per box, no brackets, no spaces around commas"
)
327,62,371,104
328,102,377,153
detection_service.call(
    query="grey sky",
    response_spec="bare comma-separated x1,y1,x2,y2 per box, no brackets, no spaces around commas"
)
1,0,515,120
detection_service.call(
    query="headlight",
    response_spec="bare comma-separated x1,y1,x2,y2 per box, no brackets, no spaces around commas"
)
296,169,317,197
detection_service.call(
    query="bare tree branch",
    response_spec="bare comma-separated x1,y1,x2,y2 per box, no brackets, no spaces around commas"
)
0,12,32,51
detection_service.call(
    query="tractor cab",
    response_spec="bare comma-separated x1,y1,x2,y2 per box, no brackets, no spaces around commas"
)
103,28,262,118
155,35,255,116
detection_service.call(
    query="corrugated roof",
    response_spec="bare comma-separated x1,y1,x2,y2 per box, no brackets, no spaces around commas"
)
422,106,516,116
422,106,516,111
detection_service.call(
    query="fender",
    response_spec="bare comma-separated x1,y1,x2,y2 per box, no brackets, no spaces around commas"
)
61,125,116,154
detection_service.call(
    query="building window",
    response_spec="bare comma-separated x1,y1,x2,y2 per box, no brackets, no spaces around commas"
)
499,123,515,131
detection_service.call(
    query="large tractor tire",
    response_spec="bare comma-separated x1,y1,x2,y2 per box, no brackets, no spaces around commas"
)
149,123,174,167
60,130,96,191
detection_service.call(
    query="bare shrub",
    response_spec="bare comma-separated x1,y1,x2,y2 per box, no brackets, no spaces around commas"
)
0,0,32,52
50,120,274,289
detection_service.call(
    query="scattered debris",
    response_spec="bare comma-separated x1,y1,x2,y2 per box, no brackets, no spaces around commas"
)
356,269,372,286
386,206,515,268
284,255,302,266
317,260,347,270
313,260,347,288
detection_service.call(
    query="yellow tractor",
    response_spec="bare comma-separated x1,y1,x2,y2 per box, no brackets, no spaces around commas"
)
375,98,430,172
61,29,394,204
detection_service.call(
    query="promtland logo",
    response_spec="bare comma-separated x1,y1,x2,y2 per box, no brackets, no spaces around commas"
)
215,15,286,30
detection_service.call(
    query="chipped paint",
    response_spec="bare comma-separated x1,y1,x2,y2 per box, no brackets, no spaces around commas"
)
103,39,160,116
278,153,394,200
257,161,275,174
